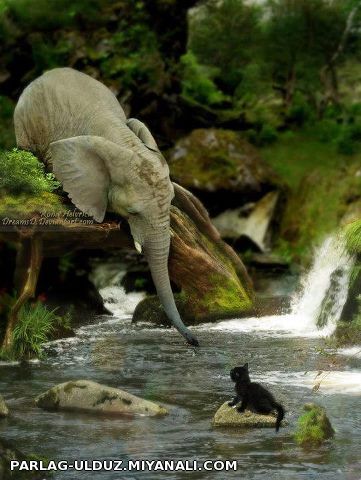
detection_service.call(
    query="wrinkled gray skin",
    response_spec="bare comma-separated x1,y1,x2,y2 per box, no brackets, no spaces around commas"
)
14,67,199,346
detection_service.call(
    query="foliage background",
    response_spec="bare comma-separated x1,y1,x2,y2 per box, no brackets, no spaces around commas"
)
0,0,360,264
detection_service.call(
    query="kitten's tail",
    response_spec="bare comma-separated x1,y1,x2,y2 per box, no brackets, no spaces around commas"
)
274,403,285,432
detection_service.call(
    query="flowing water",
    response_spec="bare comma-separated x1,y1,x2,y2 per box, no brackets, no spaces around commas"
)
0,235,361,480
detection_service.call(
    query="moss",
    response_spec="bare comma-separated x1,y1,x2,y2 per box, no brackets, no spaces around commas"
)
168,129,276,192
197,273,252,316
0,192,66,219
93,391,118,406
63,381,87,394
0,149,60,195
261,130,361,265
275,161,361,264
334,315,361,347
294,403,334,447
36,388,60,410
344,219,361,255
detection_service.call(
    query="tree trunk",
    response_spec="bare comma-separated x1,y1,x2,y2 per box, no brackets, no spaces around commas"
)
2,235,43,350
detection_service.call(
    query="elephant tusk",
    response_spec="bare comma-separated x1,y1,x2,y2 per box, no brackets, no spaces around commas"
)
134,241,142,254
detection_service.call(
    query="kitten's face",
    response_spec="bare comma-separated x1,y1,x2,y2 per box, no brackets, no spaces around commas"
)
230,363,250,383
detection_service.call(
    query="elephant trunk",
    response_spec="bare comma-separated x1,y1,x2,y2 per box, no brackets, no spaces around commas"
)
144,230,199,347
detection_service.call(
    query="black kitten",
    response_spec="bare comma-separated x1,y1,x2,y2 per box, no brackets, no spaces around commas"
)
228,363,285,432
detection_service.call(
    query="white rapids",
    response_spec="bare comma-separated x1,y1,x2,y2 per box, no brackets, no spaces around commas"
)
208,235,354,338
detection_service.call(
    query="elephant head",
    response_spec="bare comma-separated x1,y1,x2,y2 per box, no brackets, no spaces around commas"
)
49,126,199,347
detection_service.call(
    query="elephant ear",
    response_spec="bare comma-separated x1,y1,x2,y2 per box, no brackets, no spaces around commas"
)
126,118,159,152
49,135,133,223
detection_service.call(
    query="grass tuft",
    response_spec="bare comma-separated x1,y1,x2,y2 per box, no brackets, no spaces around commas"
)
0,301,72,360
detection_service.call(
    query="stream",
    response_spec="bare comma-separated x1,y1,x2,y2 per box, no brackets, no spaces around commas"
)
0,235,361,480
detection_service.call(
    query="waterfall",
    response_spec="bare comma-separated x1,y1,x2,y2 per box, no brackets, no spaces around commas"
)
290,235,353,333
210,234,354,337
90,260,145,319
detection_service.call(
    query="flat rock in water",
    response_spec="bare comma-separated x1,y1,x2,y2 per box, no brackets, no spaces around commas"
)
0,395,9,417
213,402,283,428
35,380,168,417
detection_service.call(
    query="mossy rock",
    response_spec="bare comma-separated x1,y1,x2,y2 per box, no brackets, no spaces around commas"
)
133,293,251,326
334,316,361,346
294,403,334,447
168,129,280,196
35,380,168,417
0,438,49,480
213,402,286,428
133,294,287,326
279,163,361,264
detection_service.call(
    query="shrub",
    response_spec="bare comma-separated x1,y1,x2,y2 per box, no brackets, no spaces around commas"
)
4,0,109,30
257,124,278,146
286,93,315,126
180,52,227,106
336,120,361,155
0,148,60,195
246,124,278,146
336,128,357,155
314,119,341,143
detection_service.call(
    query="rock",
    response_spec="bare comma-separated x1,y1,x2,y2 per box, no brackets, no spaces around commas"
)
213,401,284,428
133,184,254,324
0,395,9,417
252,296,291,316
133,294,290,326
35,380,168,417
0,438,49,480
247,252,290,271
168,129,280,215
212,191,280,252
294,403,334,447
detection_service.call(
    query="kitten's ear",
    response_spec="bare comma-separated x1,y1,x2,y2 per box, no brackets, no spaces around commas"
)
244,363,249,370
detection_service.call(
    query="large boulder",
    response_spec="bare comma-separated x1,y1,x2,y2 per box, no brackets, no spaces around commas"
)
168,129,280,214
213,402,284,428
133,294,290,326
35,380,168,417
0,395,8,417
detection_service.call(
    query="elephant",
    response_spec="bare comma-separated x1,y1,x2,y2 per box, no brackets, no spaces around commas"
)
14,67,199,346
